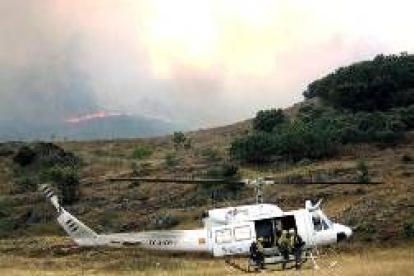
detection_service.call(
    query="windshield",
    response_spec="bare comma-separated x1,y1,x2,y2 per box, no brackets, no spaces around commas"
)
312,210,333,231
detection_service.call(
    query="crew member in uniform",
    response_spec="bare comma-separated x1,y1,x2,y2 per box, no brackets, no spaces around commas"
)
292,229,305,270
278,230,292,270
250,238,265,270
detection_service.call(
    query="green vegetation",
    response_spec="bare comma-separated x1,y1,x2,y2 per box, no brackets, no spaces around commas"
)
402,220,414,238
206,163,239,179
132,145,153,159
231,54,414,164
164,152,180,167
200,147,222,162
172,131,187,149
41,166,80,205
13,146,36,167
304,53,414,111
12,142,81,204
356,159,370,183
230,131,280,163
253,108,287,132
231,104,414,163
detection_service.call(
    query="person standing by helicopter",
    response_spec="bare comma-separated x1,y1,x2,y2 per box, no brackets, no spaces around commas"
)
250,238,265,270
278,230,292,270
292,229,305,270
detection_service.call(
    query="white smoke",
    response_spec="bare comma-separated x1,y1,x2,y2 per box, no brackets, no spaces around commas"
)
0,0,413,137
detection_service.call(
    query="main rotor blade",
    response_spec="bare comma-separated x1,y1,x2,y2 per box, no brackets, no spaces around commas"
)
263,177,381,185
106,177,247,185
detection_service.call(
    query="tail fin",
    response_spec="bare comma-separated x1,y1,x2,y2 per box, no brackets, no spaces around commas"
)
39,184,98,246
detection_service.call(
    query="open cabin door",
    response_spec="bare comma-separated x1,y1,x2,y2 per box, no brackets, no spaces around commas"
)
211,222,256,257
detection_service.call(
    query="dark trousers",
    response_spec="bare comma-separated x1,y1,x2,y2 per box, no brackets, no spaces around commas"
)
252,254,265,269
281,249,289,270
293,247,303,269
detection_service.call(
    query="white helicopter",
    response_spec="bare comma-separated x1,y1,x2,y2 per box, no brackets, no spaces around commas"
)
40,177,354,268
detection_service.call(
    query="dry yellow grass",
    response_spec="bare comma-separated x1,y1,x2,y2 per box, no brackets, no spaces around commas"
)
0,239,413,276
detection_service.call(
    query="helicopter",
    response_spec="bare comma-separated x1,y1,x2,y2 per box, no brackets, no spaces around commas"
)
39,175,371,269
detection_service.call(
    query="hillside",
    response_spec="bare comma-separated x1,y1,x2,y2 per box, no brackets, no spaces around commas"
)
0,118,413,243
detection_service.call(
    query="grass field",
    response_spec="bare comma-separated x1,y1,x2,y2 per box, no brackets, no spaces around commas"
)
0,237,413,276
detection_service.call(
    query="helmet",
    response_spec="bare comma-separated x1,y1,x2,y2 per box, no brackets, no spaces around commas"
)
257,237,264,242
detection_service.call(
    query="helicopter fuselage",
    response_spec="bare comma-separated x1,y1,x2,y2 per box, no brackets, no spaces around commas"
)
54,202,351,257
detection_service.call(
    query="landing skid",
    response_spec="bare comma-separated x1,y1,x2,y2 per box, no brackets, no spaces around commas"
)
244,250,316,273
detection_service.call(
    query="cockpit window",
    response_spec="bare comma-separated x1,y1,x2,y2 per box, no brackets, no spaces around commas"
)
322,219,330,230
313,216,331,231
313,217,323,231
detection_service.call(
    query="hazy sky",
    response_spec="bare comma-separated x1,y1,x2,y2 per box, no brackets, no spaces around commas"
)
1,0,414,129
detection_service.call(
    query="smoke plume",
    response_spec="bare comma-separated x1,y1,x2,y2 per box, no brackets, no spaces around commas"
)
1,0,413,140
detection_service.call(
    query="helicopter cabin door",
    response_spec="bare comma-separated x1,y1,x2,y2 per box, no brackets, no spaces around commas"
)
211,222,256,257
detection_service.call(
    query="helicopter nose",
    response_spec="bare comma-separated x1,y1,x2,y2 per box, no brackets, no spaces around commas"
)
336,224,353,242
344,226,353,238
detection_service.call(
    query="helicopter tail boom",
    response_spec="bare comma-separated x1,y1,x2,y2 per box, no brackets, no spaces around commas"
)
39,184,99,246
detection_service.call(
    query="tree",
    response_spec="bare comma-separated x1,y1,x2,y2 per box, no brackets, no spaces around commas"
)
253,108,287,132
230,132,277,163
172,131,186,149
303,54,414,111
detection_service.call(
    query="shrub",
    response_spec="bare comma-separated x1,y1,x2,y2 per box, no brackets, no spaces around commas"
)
402,220,414,238
172,131,186,149
13,176,37,193
13,146,36,166
304,54,414,111
42,166,80,205
201,148,222,162
398,105,414,128
253,108,287,132
356,159,370,183
165,152,180,167
206,163,239,179
132,145,153,159
230,132,277,163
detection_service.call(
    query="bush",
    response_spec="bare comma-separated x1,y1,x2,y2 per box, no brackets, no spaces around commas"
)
304,54,414,111
253,108,287,132
356,159,370,183
206,163,239,179
132,145,153,159
13,176,37,193
42,166,80,205
201,148,222,162
13,146,36,166
398,105,414,128
172,131,186,149
402,220,414,238
230,132,277,163
165,152,180,167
